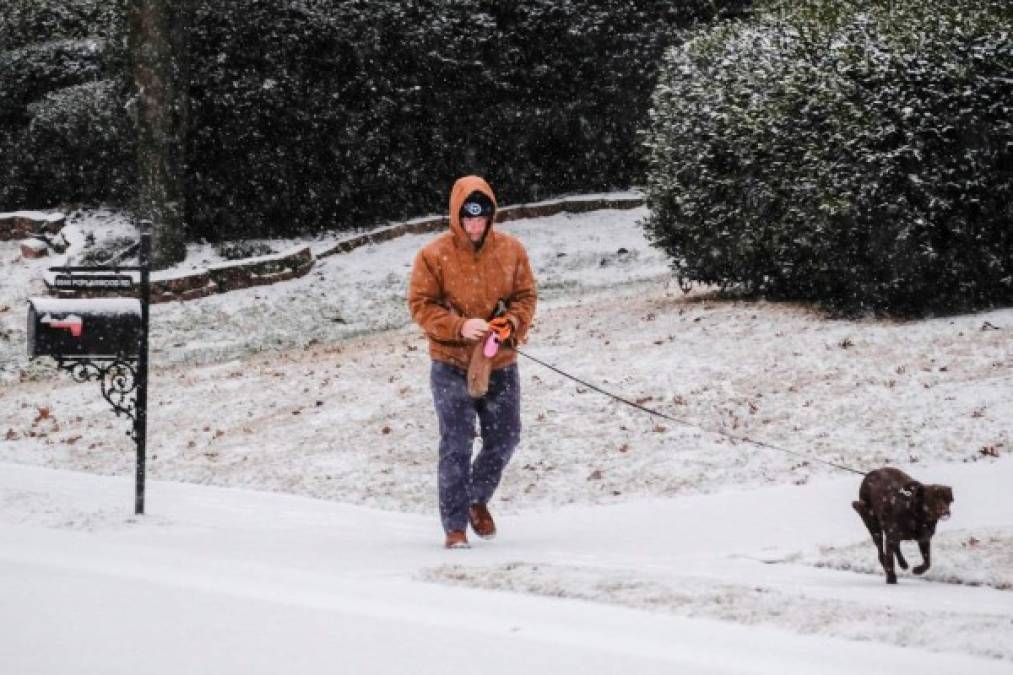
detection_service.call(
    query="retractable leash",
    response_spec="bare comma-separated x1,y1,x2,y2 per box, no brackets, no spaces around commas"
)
509,346,866,477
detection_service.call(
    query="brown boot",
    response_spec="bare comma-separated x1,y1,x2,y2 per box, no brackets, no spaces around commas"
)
468,503,496,539
444,530,470,549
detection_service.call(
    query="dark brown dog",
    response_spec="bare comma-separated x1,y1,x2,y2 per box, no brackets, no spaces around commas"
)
851,467,953,584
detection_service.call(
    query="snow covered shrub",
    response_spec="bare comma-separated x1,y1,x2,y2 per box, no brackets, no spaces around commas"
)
78,234,138,266
0,40,126,208
643,0,1013,315
0,1,127,209
218,241,275,261
21,79,135,205
0,0,124,52
0,39,109,122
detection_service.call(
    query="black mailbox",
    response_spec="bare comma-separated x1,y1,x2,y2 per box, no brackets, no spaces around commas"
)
27,297,142,358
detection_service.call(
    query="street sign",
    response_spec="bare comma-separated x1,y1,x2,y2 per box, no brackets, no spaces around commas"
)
53,274,134,290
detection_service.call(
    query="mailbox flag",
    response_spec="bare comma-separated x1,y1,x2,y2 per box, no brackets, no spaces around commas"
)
41,314,83,337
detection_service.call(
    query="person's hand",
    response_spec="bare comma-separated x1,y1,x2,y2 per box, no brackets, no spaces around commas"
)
460,318,489,341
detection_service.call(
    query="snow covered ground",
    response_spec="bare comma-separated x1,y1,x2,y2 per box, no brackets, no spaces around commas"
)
3,460,1012,674
1,204,1011,672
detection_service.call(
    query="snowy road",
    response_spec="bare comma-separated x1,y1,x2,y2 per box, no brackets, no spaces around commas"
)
2,460,1011,674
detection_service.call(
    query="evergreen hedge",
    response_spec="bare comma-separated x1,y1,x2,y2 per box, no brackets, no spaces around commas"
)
1,0,747,239
643,0,1013,315
185,0,746,238
23,80,136,205
0,1,128,208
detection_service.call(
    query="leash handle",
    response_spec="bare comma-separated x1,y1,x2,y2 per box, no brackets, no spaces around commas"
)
483,332,500,357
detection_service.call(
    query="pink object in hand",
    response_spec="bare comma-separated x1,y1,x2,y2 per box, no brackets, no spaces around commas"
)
483,332,500,357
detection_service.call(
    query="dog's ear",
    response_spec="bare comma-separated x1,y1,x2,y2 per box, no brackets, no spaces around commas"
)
900,481,923,499
925,484,953,504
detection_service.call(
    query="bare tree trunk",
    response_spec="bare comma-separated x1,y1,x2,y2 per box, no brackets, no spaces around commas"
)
128,0,187,268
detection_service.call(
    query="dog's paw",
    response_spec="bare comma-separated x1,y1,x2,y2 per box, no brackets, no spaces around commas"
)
912,564,929,575
886,573,898,584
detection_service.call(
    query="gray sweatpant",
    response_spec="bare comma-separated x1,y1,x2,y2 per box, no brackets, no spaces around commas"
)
430,361,521,533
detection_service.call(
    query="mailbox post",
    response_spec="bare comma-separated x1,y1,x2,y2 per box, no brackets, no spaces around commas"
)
136,225,150,515
28,221,152,514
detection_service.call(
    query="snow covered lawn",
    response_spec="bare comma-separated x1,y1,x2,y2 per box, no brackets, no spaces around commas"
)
1,204,1011,672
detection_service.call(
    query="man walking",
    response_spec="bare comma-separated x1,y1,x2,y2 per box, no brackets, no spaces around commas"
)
408,175,537,549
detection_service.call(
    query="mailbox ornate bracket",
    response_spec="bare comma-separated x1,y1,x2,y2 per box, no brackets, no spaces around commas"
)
55,356,139,439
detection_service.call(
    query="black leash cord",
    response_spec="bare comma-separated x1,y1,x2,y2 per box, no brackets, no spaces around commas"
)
512,346,866,476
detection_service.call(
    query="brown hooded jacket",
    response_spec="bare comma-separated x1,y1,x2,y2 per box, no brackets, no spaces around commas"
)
408,176,537,371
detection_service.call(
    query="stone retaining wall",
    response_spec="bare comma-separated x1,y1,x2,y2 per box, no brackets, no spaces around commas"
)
315,194,643,259
43,194,643,302
150,245,314,303
0,211,66,241
47,246,314,304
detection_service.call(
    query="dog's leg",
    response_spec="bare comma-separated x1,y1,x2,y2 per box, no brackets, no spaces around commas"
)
852,500,879,541
853,500,892,580
912,538,931,575
893,542,908,570
882,531,899,584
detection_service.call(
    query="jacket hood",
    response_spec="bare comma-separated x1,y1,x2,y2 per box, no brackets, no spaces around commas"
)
449,175,498,250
